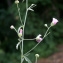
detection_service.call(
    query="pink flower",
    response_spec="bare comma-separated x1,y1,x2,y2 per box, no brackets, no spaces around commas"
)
51,18,58,26
35,34,43,42
18,29,23,37
19,29,22,33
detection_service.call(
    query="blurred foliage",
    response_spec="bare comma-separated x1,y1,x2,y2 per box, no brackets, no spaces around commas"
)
0,9,18,52
0,49,35,63
0,0,63,63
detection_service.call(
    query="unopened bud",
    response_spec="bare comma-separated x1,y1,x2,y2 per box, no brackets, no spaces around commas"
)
18,29,23,38
10,25,15,29
15,0,19,4
35,54,39,58
44,24,48,27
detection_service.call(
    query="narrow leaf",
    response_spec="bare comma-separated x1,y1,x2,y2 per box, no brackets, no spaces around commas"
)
24,56,32,63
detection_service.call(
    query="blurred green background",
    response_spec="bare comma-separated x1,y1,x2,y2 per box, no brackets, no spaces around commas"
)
0,0,63,63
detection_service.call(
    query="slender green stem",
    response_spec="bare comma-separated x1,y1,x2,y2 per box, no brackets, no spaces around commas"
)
23,9,28,39
21,38,23,63
20,43,22,63
16,0,28,63
24,26,51,55
35,57,38,63
44,26,51,37
23,0,28,42
22,38,24,55
22,0,28,56
24,38,35,40
24,0,28,28
21,0,28,63
16,3,23,63
24,38,44,55
14,28,18,33
24,32,50,55
17,4,23,25
24,10,28,27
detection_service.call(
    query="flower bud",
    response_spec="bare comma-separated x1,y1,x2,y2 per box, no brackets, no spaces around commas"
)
51,18,58,26
35,34,42,42
44,24,48,27
10,25,15,29
18,29,22,38
15,0,19,4
35,54,39,58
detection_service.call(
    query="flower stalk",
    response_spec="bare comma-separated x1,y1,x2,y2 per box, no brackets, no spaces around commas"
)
16,3,23,25
35,54,39,63
10,0,59,63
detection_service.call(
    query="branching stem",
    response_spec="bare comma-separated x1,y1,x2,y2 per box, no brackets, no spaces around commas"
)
17,4,23,25
24,26,51,55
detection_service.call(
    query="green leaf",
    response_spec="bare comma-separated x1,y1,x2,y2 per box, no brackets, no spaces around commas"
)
24,56,32,63
22,57,25,63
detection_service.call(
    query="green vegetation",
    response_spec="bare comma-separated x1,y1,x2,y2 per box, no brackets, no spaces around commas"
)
0,0,63,63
